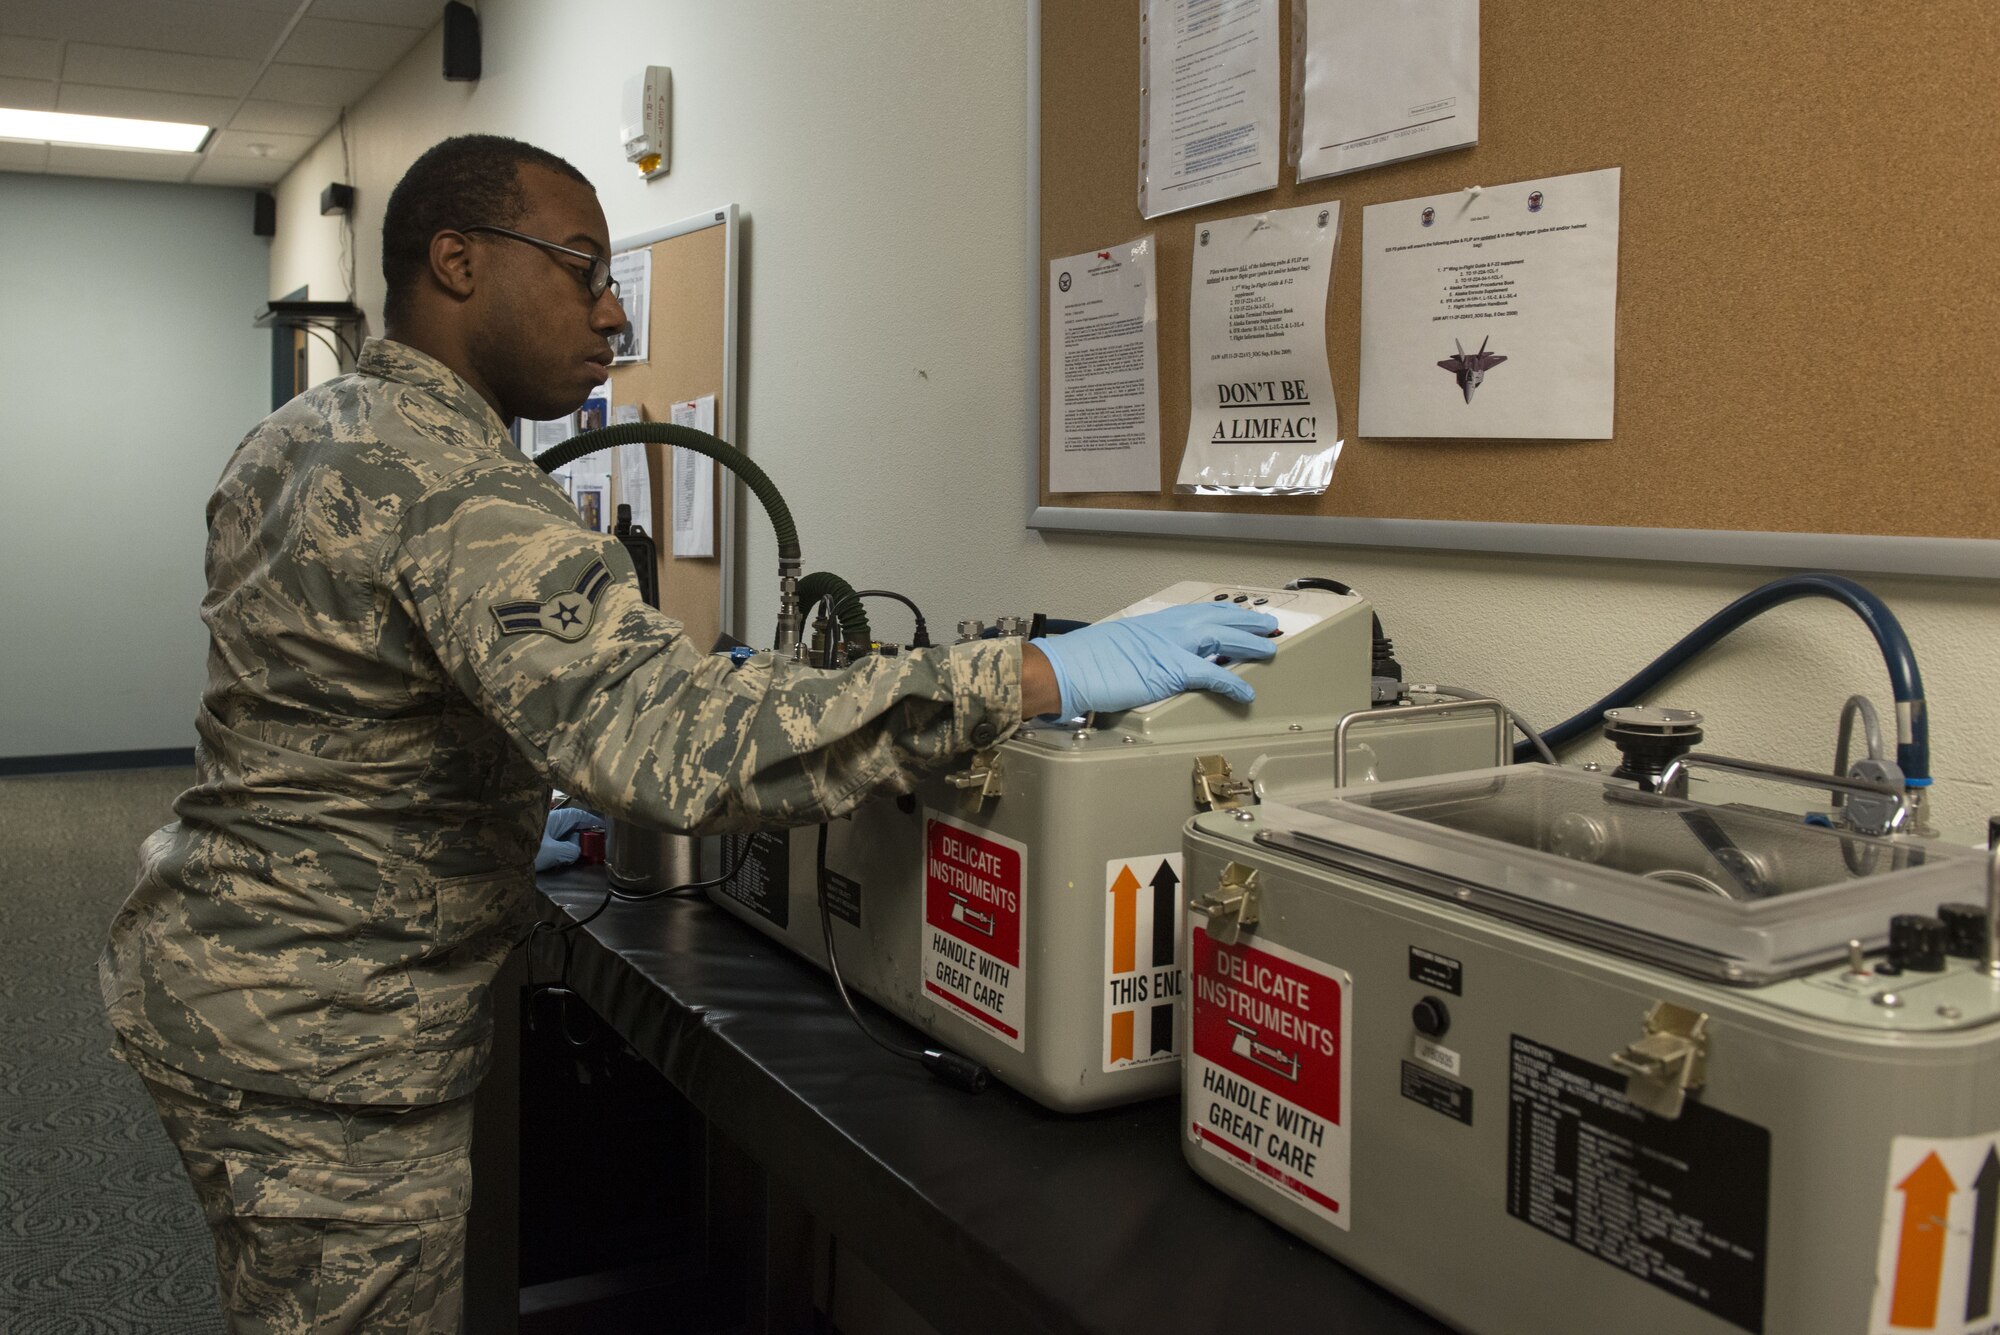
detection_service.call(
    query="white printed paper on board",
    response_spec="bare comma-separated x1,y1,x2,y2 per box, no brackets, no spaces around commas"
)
1359,167,1620,439
1049,236,1162,493
609,403,652,535
669,394,716,557
1140,0,1281,219
1177,201,1343,494
1296,0,1478,183
609,248,651,363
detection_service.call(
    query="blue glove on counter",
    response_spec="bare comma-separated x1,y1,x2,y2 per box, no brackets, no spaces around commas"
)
537,806,604,871
1031,602,1280,716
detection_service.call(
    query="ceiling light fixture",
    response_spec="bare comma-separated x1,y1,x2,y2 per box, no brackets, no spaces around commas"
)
0,107,212,153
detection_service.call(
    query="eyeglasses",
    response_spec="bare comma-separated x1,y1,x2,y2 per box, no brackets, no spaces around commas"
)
459,224,619,300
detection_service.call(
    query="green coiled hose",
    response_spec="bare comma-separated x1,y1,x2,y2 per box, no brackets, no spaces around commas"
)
797,571,872,649
533,421,806,651
531,422,798,564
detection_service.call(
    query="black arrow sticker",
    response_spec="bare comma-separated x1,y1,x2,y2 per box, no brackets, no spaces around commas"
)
1149,860,1179,970
1969,1145,2000,1322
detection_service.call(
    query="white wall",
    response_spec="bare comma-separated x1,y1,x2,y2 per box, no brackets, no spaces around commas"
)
0,173,270,760
269,2,1998,838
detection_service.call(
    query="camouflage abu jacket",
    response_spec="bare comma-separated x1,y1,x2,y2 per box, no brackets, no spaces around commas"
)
101,338,1022,1105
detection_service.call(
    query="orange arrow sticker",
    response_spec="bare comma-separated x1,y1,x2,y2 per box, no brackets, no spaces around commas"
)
1890,1151,1957,1328
1109,865,1140,975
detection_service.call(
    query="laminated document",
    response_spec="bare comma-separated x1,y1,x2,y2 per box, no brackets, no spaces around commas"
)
1360,168,1621,440
1140,0,1281,218
1295,0,1479,183
609,248,651,363
670,395,716,557
1177,202,1343,495
609,403,652,535
1049,236,1162,493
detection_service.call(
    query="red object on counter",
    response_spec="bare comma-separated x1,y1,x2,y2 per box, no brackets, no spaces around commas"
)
576,827,607,865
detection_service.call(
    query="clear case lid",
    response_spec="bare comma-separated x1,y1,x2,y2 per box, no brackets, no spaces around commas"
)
1253,766,1981,983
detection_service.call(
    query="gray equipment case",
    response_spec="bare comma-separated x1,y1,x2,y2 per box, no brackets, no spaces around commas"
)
706,582,1502,1110
1180,765,2000,1335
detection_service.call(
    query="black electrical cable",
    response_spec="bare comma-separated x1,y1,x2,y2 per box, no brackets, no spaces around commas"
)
815,823,989,1093
830,588,933,648
608,831,751,902
1287,576,1399,681
815,595,842,669
525,832,749,1048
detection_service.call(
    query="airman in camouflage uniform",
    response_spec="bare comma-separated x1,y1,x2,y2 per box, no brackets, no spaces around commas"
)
101,135,1264,1333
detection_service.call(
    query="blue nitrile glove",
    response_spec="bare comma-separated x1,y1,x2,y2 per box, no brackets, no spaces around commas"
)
1030,602,1280,716
537,806,604,871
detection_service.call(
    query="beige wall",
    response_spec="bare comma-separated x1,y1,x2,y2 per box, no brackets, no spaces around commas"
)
269,2,1998,838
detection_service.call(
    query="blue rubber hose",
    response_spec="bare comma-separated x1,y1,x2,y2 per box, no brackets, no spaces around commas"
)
1525,573,1929,782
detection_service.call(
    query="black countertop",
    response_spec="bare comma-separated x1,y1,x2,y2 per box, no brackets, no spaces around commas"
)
536,869,1451,1335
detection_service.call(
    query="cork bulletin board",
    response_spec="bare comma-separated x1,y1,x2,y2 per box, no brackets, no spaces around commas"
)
1033,2,2000,576
605,207,741,650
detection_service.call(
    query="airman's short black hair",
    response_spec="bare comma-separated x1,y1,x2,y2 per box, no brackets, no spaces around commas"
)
381,135,590,325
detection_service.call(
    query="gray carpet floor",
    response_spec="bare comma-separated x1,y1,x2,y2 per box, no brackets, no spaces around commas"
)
0,766,223,1334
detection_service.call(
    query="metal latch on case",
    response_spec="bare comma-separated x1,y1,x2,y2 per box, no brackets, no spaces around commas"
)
1193,755,1256,811
1609,1001,1710,1119
1196,863,1260,945
944,747,1004,813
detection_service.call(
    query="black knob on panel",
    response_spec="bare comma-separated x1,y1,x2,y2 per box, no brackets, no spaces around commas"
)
1412,996,1451,1039
1888,914,1948,973
1938,903,1988,959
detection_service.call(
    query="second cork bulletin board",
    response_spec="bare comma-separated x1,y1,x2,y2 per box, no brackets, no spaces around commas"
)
605,207,742,650
1034,2,2000,573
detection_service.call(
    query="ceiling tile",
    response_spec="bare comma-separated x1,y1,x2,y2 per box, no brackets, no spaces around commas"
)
0,141,52,171
56,84,239,127
305,0,437,30
229,98,338,136
0,2,73,43
64,43,260,98
0,77,58,110
0,35,62,80
46,143,199,181
250,61,376,107
192,153,284,186
276,16,422,71
208,127,314,160
90,3,293,62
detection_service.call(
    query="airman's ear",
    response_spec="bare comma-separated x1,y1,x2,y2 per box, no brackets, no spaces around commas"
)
429,230,477,301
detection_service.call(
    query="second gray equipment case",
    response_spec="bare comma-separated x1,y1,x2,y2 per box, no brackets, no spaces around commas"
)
1179,764,2000,1335
707,581,1503,1111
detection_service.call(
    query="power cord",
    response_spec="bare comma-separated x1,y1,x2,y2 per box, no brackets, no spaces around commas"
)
525,832,748,1047
815,823,989,1092
830,589,933,648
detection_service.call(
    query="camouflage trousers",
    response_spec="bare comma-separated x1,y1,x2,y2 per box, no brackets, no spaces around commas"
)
142,1075,473,1334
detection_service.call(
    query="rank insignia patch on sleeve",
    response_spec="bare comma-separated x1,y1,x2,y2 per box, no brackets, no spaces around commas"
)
490,558,613,642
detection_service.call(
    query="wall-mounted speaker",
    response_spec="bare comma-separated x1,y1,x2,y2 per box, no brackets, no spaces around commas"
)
443,2,481,82
253,191,276,237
